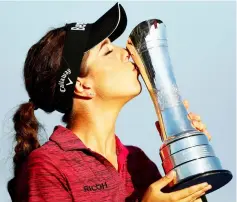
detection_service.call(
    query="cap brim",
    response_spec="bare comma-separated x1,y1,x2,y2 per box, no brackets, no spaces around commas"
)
85,2,127,51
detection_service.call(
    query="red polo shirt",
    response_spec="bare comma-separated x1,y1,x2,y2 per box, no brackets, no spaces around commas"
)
17,125,162,201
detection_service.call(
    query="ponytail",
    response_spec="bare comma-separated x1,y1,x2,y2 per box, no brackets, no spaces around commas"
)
7,25,69,201
8,101,40,201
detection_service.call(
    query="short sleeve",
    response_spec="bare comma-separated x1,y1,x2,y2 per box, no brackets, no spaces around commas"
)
126,146,162,200
27,150,72,202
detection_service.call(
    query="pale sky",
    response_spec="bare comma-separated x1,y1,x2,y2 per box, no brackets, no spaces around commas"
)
0,1,235,202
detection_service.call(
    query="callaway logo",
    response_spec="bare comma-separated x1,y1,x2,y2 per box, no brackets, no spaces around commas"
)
71,23,86,31
58,68,73,93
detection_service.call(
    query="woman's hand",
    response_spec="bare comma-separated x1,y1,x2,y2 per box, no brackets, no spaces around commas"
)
142,171,212,202
155,100,211,141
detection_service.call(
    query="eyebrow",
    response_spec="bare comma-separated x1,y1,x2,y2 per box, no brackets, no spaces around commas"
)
98,38,111,53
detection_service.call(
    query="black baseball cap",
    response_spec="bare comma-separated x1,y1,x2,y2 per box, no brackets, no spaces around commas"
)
54,2,127,113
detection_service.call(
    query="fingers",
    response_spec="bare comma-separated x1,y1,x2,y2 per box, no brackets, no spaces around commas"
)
169,182,211,201
169,99,212,141
187,111,212,141
153,171,176,189
180,184,212,202
203,129,212,141
188,112,201,122
191,120,206,131
189,117,212,141
183,100,189,110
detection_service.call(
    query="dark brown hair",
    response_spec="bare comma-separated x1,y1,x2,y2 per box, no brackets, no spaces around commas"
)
7,26,73,201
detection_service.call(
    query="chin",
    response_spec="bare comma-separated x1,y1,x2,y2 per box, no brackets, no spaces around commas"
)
135,79,142,94
129,82,142,99
117,81,142,103
135,84,142,96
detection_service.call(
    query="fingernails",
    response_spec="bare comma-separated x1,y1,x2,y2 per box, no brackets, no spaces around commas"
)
192,120,199,126
205,185,212,190
200,185,212,197
201,182,208,187
167,171,175,178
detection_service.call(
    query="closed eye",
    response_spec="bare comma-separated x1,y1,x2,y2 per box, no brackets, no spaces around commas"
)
105,50,113,55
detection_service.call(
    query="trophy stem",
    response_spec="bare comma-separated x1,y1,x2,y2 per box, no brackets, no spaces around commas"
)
149,90,166,141
126,37,167,141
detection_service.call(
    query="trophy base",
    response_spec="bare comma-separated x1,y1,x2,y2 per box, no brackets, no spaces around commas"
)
160,132,232,194
162,169,232,194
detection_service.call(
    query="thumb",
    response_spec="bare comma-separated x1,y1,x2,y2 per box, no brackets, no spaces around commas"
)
154,171,176,190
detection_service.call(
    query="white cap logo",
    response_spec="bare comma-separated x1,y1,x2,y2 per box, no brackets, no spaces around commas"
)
58,68,73,93
71,23,86,31
66,78,73,86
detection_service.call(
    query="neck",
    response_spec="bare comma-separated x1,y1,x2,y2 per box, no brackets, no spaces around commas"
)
67,100,123,157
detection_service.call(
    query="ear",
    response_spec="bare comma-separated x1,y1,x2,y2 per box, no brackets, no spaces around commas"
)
74,77,96,99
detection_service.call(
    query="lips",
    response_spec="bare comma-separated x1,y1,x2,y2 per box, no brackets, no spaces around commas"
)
125,50,140,73
132,62,139,73
126,54,131,61
133,64,137,71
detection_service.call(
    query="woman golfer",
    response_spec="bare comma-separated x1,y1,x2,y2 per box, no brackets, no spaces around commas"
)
8,3,212,202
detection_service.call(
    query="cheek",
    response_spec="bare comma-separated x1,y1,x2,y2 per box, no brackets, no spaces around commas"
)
95,71,141,97
94,71,123,94
92,62,123,87
90,60,140,96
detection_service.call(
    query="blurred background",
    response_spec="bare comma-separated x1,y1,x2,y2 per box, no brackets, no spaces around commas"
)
0,1,235,202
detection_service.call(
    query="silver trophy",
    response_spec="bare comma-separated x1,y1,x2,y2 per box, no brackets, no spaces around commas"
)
126,19,232,196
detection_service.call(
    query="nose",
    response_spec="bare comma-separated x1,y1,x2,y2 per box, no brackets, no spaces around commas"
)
113,45,132,62
121,48,131,62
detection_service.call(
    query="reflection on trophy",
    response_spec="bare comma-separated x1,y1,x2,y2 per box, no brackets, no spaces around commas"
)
126,19,232,196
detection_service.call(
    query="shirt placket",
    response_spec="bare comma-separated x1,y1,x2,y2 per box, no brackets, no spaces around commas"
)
91,150,129,201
